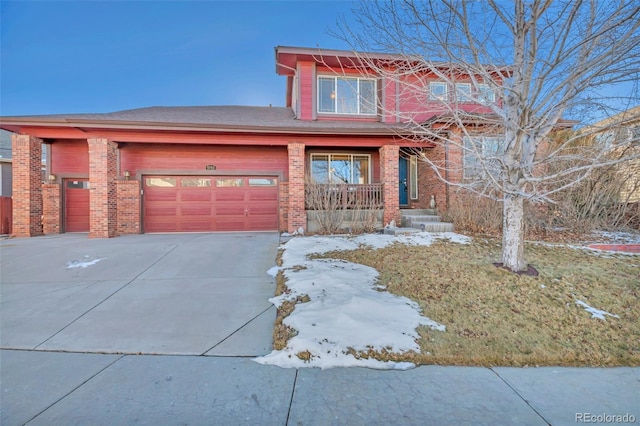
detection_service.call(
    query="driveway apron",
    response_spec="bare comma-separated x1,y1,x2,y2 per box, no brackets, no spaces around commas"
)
0,232,279,356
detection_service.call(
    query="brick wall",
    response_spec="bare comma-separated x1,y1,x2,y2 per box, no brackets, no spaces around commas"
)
287,143,306,233
279,181,289,232
380,145,400,225
11,134,43,237
88,138,118,238
42,183,61,234
116,179,141,235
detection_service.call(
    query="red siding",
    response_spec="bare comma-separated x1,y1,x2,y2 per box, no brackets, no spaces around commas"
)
51,140,89,174
298,61,315,120
120,144,289,179
382,76,397,123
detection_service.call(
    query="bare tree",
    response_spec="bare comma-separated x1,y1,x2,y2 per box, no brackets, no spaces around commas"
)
334,0,640,271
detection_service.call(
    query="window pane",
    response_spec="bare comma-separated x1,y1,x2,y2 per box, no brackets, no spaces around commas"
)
336,78,358,114
67,180,90,189
430,82,448,101
330,154,352,183
249,178,277,186
215,178,244,187
359,80,376,114
146,177,177,187
318,78,335,113
181,177,211,187
311,154,329,183
352,155,370,184
479,84,495,103
456,83,472,102
463,137,482,179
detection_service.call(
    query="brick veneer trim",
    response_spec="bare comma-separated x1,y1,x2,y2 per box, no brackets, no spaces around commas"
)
42,183,61,234
11,134,43,237
88,138,118,238
380,145,401,226
116,179,141,235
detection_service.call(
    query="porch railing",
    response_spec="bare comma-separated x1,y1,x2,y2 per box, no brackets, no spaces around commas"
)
305,183,384,210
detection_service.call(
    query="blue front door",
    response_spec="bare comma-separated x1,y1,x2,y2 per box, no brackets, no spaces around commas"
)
398,157,408,205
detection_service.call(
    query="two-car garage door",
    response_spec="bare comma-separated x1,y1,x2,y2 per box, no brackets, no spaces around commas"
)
143,175,279,233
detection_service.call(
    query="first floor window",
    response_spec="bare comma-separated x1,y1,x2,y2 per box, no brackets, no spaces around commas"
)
318,76,376,115
429,81,448,101
478,84,495,104
463,136,504,179
310,154,371,184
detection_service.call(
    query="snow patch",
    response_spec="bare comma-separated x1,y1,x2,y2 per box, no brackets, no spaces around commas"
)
266,266,281,277
575,300,619,320
255,232,469,370
66,256,105,269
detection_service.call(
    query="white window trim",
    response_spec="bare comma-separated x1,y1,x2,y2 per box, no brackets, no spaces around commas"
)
317,76,377,116
429,81,448,101
310,153,373,184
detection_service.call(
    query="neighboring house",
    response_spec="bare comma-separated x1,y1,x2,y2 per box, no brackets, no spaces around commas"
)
0,46,501,238
590,106,640,203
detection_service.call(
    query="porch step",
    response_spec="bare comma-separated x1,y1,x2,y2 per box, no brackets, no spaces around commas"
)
383,227,421,236
404,215,442,225
399,209,455,233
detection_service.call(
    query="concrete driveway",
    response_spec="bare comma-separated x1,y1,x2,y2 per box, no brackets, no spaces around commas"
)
0,232,279,356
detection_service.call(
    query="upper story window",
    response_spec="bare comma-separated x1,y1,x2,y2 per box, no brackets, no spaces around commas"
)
429,81,448,101
478,84,495,104
455,83,472,102
318,76,377,115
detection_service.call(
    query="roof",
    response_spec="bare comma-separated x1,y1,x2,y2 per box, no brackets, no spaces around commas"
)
0,105,404,136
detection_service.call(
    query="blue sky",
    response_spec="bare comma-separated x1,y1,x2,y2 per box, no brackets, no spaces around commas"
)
0,1,357,116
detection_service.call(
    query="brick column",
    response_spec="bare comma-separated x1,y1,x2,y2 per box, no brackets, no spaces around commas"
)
380,144,400,226
88,138,118,238
287,143,306,233
11,134,43,237
42,183,61,234
116,179,141,235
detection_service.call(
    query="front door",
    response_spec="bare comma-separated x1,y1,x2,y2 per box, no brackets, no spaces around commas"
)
398,157,408,205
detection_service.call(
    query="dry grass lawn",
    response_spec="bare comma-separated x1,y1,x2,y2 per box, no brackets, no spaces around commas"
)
310,238,640,367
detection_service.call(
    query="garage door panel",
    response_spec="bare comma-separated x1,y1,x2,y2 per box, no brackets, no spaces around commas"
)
146,192,177,202
143,175,278,232
181,206,213,216
181,192,212,202
215,192,245,202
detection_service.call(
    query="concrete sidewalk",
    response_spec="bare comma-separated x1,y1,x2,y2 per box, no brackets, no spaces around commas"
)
1,349,638,425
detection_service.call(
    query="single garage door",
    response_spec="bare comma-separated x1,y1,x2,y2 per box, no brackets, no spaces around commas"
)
143,176,279,232
64,179,90,232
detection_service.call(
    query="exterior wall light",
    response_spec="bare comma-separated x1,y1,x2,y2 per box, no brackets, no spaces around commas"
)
48,174,56,182
124,170,131,180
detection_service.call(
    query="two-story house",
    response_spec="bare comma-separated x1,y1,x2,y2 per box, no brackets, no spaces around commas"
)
0,46,499,238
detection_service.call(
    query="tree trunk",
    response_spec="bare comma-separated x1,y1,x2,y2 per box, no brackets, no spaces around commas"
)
502,194,527,272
